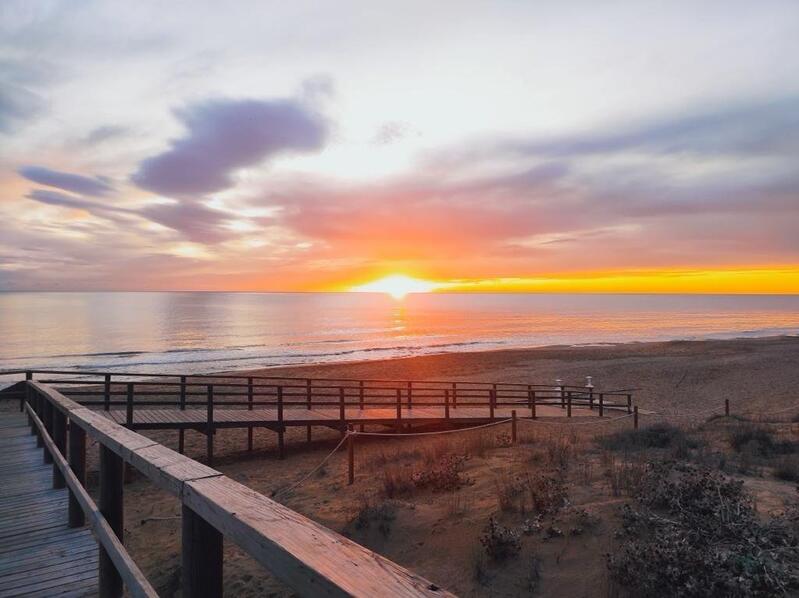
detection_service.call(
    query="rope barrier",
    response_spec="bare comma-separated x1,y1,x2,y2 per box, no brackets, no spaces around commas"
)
350,418,514,438
272,433,351,498
517,412,635,426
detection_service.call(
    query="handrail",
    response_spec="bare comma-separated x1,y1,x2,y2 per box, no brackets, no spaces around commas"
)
25,381,452,597
25,401,158,598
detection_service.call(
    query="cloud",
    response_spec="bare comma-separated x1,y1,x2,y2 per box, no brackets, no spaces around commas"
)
0,84,43,133
19,166,115,197
494,97,799,159
140,201,235,244
372,121,415,145
82,125,128,145
131,96,329,196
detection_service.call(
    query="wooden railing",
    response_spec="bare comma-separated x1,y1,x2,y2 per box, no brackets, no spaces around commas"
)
20,380,453,598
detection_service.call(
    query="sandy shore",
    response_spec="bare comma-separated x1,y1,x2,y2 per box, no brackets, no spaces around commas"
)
235,334,799,414
7,335,799,596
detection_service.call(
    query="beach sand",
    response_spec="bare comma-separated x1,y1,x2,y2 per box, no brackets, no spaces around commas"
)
10,336,799,596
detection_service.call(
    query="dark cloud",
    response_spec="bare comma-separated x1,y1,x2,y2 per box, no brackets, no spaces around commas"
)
140,201,235,244
82,125,128,145
0,84,43,133
19,166,115,197
132,97,329,196
497,97,799,158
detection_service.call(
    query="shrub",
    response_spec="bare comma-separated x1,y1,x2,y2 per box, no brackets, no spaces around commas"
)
382,465,415,497
480,517,521,561
774,456,799,482
729,426,794,457
354,501,397,537
411,454,469,492
608,462,799,597
526,473,568,514
600,424,696,452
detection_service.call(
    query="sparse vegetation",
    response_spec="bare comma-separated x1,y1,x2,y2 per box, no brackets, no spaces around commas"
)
480,517,521,561
729,426,795,457
600,423,697,451
608,462,799,597
353,500,397,538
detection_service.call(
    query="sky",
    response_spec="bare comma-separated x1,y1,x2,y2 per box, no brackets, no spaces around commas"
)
1,0,799,293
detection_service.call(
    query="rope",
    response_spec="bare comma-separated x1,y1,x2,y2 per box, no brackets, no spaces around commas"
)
272,433,351,498
649,406,723,418
517,412,635,426
350,418,514,438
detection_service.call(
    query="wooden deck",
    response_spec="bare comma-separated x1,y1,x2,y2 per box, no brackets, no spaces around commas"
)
0,412,98,597
103,403,624,430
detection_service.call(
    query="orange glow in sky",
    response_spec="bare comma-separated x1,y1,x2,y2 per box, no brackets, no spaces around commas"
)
350,274,439,299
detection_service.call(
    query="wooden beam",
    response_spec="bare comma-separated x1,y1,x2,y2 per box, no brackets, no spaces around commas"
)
182,505,223,598
68,421,86,528
99,445,124,598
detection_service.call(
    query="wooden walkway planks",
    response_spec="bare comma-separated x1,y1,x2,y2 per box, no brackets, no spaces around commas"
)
102,402,631,430
0,412,98,598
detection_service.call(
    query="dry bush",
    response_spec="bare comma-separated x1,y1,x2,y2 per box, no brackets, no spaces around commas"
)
542,432,575,471
729,425,795,457
480,517,521,561
412,454,469,492
602,451,648,497
774,455,799,482
382,464,415,497
493,470,526,513
599,423,698,452
609,462,799,597
526,472,569,514
353,500,397,538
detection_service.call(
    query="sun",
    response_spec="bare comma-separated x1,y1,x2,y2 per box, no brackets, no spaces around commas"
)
351,274,438,299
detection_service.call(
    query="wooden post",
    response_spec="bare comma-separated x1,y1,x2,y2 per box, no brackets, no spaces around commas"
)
182,505,223,598
599,393,604,417
206,385,214,466
589,388,594,410
126,383,134,427
725,399,730,417
306,379,312,445
511,410,517,444
247,377,254,452
103,374,111,411
52,408,66,489
567,394,572,418
407,381,412,411
99,445,124,598
43,401,53,464
560,383,565,408
452,382,457,408
359,381,364,410
179,376,186,454
396,388,402,426
26,382,35,432
277,386,285,460
444,388,450,420
489,389,495,421
339,387,346,438
626,394,632,414
633,405,639,430
34,392,44,448
531,390,537,419
68,420,86,527
347,426,355,485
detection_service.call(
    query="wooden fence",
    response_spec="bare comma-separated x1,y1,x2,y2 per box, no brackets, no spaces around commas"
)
19,380,453,598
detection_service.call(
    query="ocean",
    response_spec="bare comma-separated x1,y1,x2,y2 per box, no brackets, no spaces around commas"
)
1,292,798,382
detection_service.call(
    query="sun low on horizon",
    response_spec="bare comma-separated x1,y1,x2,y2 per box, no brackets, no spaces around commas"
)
350,274,440,300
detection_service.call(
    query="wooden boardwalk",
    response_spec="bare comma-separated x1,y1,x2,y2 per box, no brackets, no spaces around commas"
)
0,412,98,597
103,403,622,430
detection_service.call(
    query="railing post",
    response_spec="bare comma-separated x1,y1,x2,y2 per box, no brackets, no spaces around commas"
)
104,374,111,411
725,399,730,417
306,379,312,445
444,388,450,420
179,376,186,454
588,387,594,410
34,391,44,448
627,394,632,414
407,381,412,411
52,407,67,489
43,400,54,464
634,405,639,430
99,445,124,598
489,389,495,421
511,410,517,444
68,419,86,528
277,386,285,460
126,383,134,427
567,393,572,418
347,426,355,485
531,390,537,420
452,382,457,408
26,382,35,432
359,380,364,410
182,505,223,598
206,385,214,466
599,393,604,417
339,387,346,438
396,388,402,427
559,381,565,408
247,377,254,452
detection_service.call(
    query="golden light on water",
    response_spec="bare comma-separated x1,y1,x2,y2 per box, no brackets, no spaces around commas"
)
350,274,438,299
